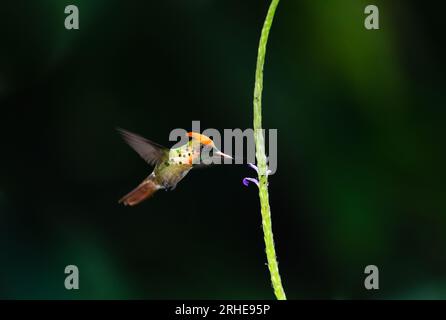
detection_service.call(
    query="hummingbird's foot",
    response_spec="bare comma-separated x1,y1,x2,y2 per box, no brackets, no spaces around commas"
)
161,182,176,191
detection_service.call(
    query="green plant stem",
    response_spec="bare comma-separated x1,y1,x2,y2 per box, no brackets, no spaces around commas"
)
253,0,286,300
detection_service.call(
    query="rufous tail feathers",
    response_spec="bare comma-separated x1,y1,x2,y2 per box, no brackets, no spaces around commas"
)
119,177,159,206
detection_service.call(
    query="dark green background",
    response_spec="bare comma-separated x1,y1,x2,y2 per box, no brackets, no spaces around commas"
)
0,0,445,299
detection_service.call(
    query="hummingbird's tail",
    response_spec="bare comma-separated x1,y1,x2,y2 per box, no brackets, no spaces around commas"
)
119,175,160,206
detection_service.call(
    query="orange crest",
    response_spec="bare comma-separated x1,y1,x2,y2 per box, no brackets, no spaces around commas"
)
187,132,213,146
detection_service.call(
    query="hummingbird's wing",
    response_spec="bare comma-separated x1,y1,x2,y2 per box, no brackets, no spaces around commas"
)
117,128,168,166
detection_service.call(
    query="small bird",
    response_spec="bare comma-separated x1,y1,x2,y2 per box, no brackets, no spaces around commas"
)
117,128,233,206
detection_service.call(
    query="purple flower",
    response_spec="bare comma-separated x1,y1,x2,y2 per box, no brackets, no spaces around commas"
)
243,177,259,187
242,163,271,188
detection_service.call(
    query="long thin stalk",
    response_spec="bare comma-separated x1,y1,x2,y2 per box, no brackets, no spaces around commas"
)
253,0,286,300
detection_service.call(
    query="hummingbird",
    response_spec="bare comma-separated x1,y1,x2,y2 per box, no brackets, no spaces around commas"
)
117,128,233,206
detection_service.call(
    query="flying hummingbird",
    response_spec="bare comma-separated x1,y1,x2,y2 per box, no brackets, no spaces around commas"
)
117,128,233,206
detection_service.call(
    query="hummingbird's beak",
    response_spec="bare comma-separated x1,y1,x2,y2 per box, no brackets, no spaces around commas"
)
215,150,233,159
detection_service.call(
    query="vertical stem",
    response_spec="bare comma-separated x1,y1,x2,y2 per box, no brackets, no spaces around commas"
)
253,0,286,300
